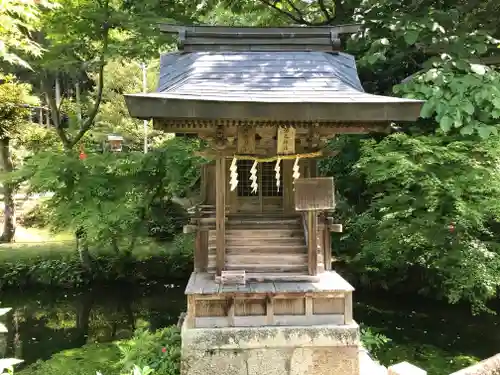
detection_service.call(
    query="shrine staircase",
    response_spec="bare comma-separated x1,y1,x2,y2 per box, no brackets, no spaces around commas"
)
207,213,325,279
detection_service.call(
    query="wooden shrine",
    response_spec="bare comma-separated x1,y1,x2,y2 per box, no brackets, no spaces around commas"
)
125,24,424,375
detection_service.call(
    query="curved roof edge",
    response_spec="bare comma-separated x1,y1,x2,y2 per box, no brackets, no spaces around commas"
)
124,93,423,122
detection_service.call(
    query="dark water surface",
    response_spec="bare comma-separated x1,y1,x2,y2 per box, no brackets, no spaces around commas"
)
0,282,499,367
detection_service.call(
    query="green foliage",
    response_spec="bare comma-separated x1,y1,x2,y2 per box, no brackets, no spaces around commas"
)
92,59,169,151
18,343,121,375
117,327,181,375
0,76,38,140
347,133,500,311
375,342,478,375
352,0,499,68
17,137,203,252
395,63,500,138
0,234,193,290
0,0,55,69
360,325,391,354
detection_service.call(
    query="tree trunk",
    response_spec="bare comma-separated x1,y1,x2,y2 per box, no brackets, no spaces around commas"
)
75,226,92,270
0,138,15,243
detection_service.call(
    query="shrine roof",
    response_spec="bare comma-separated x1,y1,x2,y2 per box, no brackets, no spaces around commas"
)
124,26,424,123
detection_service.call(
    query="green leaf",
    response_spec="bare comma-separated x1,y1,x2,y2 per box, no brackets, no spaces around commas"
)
474,43,488,54
492,98,500,109
455,60,470,71
403,30,420,45
460,124,474,135
367,53,379,65
420,101,435,118
463,102,475,115
380,38,390,46
478,125,493,138
440,116,454,132
470,64,486,75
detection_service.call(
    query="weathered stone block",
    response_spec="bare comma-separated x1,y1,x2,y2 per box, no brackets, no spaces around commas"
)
181,321,360,375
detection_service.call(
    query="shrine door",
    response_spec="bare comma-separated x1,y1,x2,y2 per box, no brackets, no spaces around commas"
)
234,160,283,213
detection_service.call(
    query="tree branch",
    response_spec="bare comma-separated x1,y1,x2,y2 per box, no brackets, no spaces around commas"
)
42,77,71,149
258,0,340,26
69,22,109,149
257,0,311,25
317,0,334,22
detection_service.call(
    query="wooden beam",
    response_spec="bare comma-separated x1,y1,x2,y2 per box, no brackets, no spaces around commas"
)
307,211,318,276
158,24,362,36
194,150,339,159
323,224,332,271
215,156,226,276
194,229,208,272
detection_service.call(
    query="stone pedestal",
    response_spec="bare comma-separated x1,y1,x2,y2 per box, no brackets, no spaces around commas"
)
181,321,360,375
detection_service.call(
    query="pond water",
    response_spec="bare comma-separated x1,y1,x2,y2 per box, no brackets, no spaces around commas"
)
0,281,499,371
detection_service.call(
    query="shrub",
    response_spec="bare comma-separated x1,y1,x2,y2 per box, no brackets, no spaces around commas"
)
117,326,181,375
18,343,120,375
0,234,194,290
147,200,188,242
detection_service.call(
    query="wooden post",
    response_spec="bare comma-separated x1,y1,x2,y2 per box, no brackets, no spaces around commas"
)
323,214,332,271
266,295,274,325
200,164,207,204
282,159,295,213
194,228,208,272
215,156,226,276
308,210,318,275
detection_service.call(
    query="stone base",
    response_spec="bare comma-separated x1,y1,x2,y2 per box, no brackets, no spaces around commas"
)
181,320,360,375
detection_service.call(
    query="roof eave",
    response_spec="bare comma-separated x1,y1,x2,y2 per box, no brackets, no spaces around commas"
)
124,94,424,123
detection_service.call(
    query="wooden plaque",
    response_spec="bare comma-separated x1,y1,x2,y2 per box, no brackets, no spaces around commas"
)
294,177,335,211
277,126,296,155
237,127,256,154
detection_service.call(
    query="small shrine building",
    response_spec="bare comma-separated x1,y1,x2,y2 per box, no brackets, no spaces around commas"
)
125,24,423,375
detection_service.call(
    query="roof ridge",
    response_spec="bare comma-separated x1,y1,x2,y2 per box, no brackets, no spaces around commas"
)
159,24,361,53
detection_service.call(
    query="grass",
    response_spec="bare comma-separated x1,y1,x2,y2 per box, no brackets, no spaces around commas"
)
0,226,74,263
0,225,176,264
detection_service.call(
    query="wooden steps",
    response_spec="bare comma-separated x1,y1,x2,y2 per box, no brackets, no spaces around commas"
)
205,214,326,276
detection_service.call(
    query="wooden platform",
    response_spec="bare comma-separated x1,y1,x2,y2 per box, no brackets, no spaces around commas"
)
184,271,354,329
185,271,354,295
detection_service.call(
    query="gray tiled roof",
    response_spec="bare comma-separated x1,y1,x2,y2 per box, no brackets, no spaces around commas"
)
152,51,416,104
124,50,423,122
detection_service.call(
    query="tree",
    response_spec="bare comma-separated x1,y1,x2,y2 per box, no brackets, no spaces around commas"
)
19,137,204,266
31,0,198,150
0,76,38,242
0,0,55,69
91,58,170,151
344,133,500,312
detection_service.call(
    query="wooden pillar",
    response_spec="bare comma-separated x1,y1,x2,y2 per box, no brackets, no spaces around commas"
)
215,156,226,276
307,210,318,275
282,159,295,213
309,158,318,178
306,156,318,275
194,229,208,272
200,164,207,204
323,218,332,271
